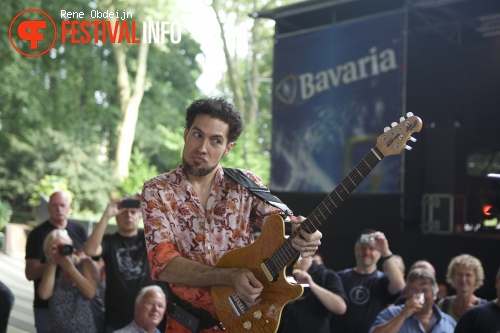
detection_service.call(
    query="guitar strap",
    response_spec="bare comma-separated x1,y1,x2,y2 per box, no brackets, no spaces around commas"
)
223,167,293,217
164,282,222,332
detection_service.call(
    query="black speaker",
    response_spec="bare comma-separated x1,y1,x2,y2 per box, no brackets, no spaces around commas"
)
423,126,465,194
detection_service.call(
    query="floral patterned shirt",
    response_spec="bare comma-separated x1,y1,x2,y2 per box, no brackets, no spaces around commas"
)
141,164,282,332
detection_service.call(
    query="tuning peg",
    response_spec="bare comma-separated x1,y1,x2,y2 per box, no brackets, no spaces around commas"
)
399,117,405,122
406,112,414,117
409,136,417,142
384,127,391,132
391,122,398,127
404,145,412,151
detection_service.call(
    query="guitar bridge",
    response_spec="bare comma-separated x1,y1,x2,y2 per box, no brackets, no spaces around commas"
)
228,292,249,316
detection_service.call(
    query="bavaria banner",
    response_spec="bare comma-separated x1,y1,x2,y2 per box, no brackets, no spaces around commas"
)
271,10,405,193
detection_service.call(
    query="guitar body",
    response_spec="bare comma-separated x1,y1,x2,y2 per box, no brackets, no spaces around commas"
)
211,214,304,333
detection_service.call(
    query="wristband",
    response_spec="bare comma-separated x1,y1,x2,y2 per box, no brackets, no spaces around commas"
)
382,253,394,260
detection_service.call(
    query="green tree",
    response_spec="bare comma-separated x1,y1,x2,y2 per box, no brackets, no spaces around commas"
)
0,192,13,232
118,148,158,196
206,0,301,183
0,0,202,215
29,175,74,207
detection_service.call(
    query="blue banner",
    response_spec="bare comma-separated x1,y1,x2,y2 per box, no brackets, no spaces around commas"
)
271,11,404,193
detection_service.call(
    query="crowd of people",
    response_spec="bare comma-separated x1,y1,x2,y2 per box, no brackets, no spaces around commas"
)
1,97,499,333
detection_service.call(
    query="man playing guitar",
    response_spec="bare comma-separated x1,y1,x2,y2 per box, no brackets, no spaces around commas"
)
141,97,322,333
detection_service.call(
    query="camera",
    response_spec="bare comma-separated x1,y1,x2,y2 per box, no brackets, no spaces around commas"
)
57,244,74,256
360,234,376,244
119,198,141,209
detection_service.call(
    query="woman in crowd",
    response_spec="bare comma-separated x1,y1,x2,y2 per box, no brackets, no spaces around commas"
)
438,253,487,321
38,229,104,332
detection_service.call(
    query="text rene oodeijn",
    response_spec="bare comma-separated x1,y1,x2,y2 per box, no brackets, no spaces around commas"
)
61,9,133,21
60,9,181,44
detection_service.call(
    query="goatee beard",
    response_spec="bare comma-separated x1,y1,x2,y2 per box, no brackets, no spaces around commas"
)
183,157,217,177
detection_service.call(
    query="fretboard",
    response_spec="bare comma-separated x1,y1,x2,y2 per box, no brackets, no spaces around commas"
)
269,146,386,270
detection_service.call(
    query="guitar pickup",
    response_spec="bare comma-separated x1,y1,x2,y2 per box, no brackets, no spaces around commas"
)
228,292,249,316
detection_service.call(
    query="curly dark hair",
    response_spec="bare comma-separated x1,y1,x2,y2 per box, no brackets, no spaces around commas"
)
185,97,243,143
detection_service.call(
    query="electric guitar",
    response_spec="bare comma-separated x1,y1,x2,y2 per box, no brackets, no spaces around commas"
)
211,113,423,332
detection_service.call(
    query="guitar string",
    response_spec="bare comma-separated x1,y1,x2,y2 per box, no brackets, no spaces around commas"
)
264,148,384,276
267,155,373,272
266,124,414,273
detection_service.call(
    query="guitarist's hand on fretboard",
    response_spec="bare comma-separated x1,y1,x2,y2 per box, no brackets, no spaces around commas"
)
289,215,322,257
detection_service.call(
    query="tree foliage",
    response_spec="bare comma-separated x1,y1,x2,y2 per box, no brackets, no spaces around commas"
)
29,175,74,207
0,0,296,217
0,0,202,215
206,0,302,183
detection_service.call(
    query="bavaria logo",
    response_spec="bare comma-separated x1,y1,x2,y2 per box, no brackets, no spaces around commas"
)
274,47,398,105
274,75,297,105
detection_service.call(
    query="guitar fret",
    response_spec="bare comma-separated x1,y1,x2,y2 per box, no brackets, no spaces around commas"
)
282,243,294,257
310,216,321,231
349,169,363,184
371,148,382,160
305,219,316,233
347,175,356,186
340,183,350,194
322,203,332,214
316,210,326,220
363,159,372,170
282,240,295,258
275,254,286,269
327,196,338,208
277,254,287,267
343,180,356,193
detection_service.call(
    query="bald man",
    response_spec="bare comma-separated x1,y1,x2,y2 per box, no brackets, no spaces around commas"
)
25,191,87,333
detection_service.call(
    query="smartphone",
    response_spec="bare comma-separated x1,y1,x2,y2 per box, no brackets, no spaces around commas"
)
120,199,141,209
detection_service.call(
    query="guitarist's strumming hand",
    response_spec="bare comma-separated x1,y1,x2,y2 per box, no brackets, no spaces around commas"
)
289,215,322,257
230,269,264,306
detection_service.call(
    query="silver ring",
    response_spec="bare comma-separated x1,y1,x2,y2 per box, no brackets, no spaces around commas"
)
305,246,308,252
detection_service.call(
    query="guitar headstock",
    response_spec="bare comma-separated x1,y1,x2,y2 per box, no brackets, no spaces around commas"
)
376,113,422,156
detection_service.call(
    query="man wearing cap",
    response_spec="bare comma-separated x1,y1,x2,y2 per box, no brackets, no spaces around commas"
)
329,229,405,332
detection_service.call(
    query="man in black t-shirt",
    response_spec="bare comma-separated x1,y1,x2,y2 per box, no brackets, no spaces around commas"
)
330,229,405,333
84,197,155,332
284,255,347,333
25,191,87,333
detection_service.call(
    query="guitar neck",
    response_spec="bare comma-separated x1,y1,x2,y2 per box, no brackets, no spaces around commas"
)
270,146,386,269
